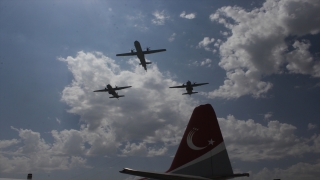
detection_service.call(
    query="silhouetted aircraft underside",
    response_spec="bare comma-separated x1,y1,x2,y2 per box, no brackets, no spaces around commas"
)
116,41,166,71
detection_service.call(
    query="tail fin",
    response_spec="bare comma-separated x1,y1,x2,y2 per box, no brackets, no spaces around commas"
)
27,174,32,180
166,104,233,178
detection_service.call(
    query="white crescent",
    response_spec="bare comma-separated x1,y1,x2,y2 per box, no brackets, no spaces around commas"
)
187,128,207,150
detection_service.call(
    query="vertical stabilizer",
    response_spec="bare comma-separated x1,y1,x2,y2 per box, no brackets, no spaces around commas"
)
166,104,233,178
27,174,32,180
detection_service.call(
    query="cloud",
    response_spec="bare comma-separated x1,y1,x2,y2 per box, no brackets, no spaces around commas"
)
220,31,230,36
0,139,20,149
168,33,176,42
56,118,61,124
0,51,200,173
248,161,320,180
152,10,170,25
208,0,320,99
218,115,320,161
58,51,198,153
196,37,215,51
264,112,273,120
120,142,167,157
308,123,318,130
180,11,196,19
200,59,212,67
0,127,89,173
190,59,212,67
51,129,86,156
286,40,320,77
126,12,149,31
3,51,319,173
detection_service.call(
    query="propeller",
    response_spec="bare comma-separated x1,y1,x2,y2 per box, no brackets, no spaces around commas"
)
130,49,135,53
146,47,151,51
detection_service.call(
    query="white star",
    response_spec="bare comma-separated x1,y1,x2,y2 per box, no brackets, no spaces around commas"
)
208,139,214,145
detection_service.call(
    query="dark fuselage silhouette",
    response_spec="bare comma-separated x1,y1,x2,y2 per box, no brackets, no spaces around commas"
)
93,84,132,99
134,41,148,71
116,41,166,71
169,81,209,95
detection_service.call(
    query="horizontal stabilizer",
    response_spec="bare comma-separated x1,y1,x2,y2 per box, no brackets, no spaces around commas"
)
120,168,212,180
120,168,249,180
183,92,198,95
139,62,152,65
110,95,124,98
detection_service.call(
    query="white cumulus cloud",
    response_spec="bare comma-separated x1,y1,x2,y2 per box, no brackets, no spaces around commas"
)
249,161,320,180
208,0,320,99
180,11,196,19
152,10,170,25
219,115,320,161
200,59,212,67
58,51,199,154
197,37,215,52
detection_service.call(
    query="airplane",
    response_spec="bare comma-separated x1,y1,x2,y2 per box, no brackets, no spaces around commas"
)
120,104,249,180
169,81,209,95
116,41,166,71
93,84,132,99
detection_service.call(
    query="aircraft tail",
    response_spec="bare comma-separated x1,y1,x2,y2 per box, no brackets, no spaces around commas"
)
27,174,32,180
166,104,234,178
182,92,198,95
120,104,249,179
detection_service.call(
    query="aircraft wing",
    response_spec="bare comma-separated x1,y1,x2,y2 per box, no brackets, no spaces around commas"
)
191,83,209,87
116,52,137,56
120,168,249,180
93,88,109,92
169,85,187,88
142,49,166,54
113,86,132,91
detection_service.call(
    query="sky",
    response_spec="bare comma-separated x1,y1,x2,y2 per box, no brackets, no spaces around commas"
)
0,0,320,180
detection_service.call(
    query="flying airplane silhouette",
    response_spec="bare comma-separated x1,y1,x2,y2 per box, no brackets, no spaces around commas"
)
93,84,132,99
120,104,249,180
169,80,208,95
116,41,166,71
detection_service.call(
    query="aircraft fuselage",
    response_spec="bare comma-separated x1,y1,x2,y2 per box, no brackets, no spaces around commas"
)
106,84,116,95
186,81,193,93
134,41,147,70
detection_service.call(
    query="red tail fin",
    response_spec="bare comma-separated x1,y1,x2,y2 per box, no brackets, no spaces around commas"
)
166,104,233,177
